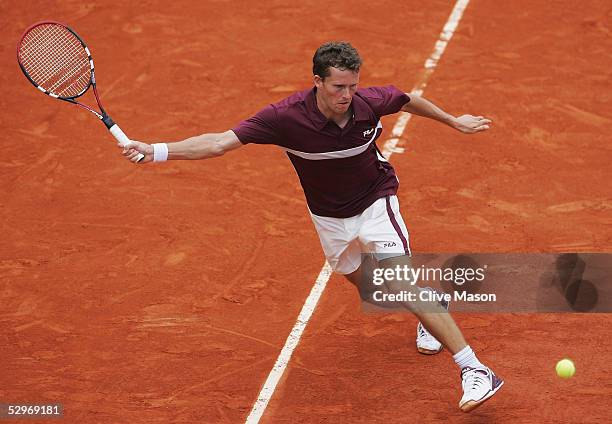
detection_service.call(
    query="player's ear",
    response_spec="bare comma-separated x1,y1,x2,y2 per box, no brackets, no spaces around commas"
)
313,74,323,88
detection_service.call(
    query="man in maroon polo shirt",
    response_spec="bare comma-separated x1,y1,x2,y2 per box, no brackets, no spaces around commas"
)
121,41,503,412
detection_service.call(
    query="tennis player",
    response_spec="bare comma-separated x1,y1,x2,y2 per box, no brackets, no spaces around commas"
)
120,41,503,412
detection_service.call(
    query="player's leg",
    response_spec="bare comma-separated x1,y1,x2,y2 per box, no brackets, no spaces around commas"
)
344,253,378,299
359,255,503,412
344,253,419,309
359,195,504,412
345,252,450,351
355,195,446,352
416,286,449,354
376,254,466,353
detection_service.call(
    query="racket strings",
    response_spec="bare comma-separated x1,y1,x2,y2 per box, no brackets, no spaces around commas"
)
19,24,91,98
28,25,90,96
28,27,82,83
23,25,89,95
21,27,88,96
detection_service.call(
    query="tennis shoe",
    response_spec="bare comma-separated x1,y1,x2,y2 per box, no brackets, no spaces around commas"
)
459,366,504,412
416,287,449,354
416,322,443,354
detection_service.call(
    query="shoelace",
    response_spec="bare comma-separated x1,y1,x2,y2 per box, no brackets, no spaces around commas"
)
462,368,489,391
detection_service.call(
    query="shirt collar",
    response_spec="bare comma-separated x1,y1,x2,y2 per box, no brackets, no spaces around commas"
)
306,87,370,130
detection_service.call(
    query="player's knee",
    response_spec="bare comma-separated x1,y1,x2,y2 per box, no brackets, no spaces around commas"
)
378,254,413,270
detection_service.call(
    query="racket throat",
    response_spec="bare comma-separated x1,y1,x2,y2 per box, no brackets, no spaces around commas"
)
101,114,116,129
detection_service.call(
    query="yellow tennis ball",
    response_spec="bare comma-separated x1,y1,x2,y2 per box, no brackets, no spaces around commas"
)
556,358,575,379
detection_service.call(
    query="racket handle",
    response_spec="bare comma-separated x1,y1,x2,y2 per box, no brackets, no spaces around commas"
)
109,123,145,162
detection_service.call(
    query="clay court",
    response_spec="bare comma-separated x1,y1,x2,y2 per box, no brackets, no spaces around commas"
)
1,0,611,422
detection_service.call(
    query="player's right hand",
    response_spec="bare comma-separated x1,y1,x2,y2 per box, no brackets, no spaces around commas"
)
120,140,153,163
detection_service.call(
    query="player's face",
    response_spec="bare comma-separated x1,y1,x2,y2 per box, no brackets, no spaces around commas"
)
314,67,359,115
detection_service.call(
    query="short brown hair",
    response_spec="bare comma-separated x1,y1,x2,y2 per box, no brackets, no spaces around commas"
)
312,41,361,79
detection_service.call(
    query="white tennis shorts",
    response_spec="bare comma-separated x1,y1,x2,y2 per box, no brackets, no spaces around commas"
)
310,195,412,274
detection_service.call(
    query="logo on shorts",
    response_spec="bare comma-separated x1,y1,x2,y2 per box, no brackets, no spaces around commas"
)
363,127,375,137
383,242,397,248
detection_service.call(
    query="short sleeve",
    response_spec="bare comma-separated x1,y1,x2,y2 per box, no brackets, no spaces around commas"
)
232,104,281,145
356,85,410,118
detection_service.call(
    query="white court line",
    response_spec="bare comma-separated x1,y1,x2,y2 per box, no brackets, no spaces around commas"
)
245,1,470,422
382,0,470,158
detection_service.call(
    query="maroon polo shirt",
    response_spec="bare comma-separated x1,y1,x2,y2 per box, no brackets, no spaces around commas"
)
232,85,410,218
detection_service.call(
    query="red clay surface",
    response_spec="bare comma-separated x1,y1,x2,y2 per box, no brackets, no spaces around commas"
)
1,0,611,423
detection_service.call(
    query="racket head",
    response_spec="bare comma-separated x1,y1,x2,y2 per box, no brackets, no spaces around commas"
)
17,21,93,100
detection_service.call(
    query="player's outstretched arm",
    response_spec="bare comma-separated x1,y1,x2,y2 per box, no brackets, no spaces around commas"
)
401,93,492,134
120,130,243,163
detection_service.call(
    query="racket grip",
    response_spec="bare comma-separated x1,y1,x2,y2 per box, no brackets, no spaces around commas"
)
109,124,145,162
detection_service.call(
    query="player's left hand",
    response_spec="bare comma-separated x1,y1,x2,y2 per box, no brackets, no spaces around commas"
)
452,115,492,134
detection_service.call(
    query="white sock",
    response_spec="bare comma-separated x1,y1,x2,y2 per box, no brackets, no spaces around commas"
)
453,345,485,370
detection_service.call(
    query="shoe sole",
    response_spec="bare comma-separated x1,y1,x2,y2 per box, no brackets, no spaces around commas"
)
417,346,443,355
459,380,504,412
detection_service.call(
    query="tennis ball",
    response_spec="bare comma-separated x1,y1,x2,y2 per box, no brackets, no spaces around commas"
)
555,358,575,379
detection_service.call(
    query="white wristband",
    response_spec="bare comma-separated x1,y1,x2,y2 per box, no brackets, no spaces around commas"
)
152,143,169,162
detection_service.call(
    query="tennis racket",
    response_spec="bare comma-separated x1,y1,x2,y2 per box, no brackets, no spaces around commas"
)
17,21,144,162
